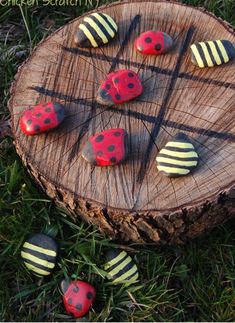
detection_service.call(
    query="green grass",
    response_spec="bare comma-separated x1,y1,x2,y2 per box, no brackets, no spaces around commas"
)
0,0,235,321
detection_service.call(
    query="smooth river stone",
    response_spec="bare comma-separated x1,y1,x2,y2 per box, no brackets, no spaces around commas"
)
104,249,139,285
74,12,118,48
156,132,199,177
96,69,143,105
135,30,173,55
191,39,235,68
61,280,96,318
81,128,128,166
21,233,58,277
20,102,65,135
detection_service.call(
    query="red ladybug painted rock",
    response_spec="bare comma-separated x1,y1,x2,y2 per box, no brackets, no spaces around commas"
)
20,102,65,135
96,69,143,105
61,280,96,318
81,128,128,166
134,31,173,55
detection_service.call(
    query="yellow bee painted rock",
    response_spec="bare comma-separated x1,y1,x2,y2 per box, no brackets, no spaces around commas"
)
21,233,58,277
156,133,199,177
190,39,235,68
104,249,139,285
74,12,118,48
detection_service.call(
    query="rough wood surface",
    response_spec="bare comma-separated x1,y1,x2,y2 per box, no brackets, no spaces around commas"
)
8,0,235,244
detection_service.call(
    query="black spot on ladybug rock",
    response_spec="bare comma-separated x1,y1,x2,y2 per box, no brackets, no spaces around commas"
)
128,83,134,88
114,78,119,83
26,119,32,125
35,113,42,117
45,107,51,112
100,89,111,100
34,125,40,132
44,118,51,124
76,303,83,310
114,131,120,136
95,134,104,142
110,157,117,163
108,145,115,152
96,150,103,156
105,84,111,90
87,292,93,300
128,72,134,77
145,37,152,43
115,94,121,100
155,43,161,50
73,286,79,293
68,298,73,305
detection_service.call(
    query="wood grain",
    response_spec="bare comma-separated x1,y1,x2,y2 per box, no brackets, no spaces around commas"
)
9,0,235,244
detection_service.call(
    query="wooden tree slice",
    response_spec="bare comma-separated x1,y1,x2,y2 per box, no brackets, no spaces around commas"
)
9,0,235,244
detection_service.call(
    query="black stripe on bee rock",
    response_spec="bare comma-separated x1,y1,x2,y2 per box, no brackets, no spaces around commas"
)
22,247,56,263
88,15,113,43
221,40,235,59
158,153,198,162
104,248,122,262
83,21,104,47
157,161,197,170
21,256,54,272
99,13,117,33
214,41,225,63
111,257,134,279
197,43,208,67
26,233,58,252
161,145,196,152
107,253,129,272
124,268,139,282
205,41,217,67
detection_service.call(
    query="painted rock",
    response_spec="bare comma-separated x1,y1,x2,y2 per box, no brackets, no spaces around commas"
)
61,280,96,318
74,12,118,48
156,132,199,177
104,249,139,285
96,70,143,105
134,30,173,55
20,102,65,135
191,40,235,68
21,233,58,277
81,128,128,166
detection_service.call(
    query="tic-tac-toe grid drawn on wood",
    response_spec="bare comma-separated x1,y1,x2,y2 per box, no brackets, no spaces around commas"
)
9,1,235,243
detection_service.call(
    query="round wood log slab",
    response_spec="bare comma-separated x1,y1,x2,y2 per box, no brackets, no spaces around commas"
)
9,0,235,244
